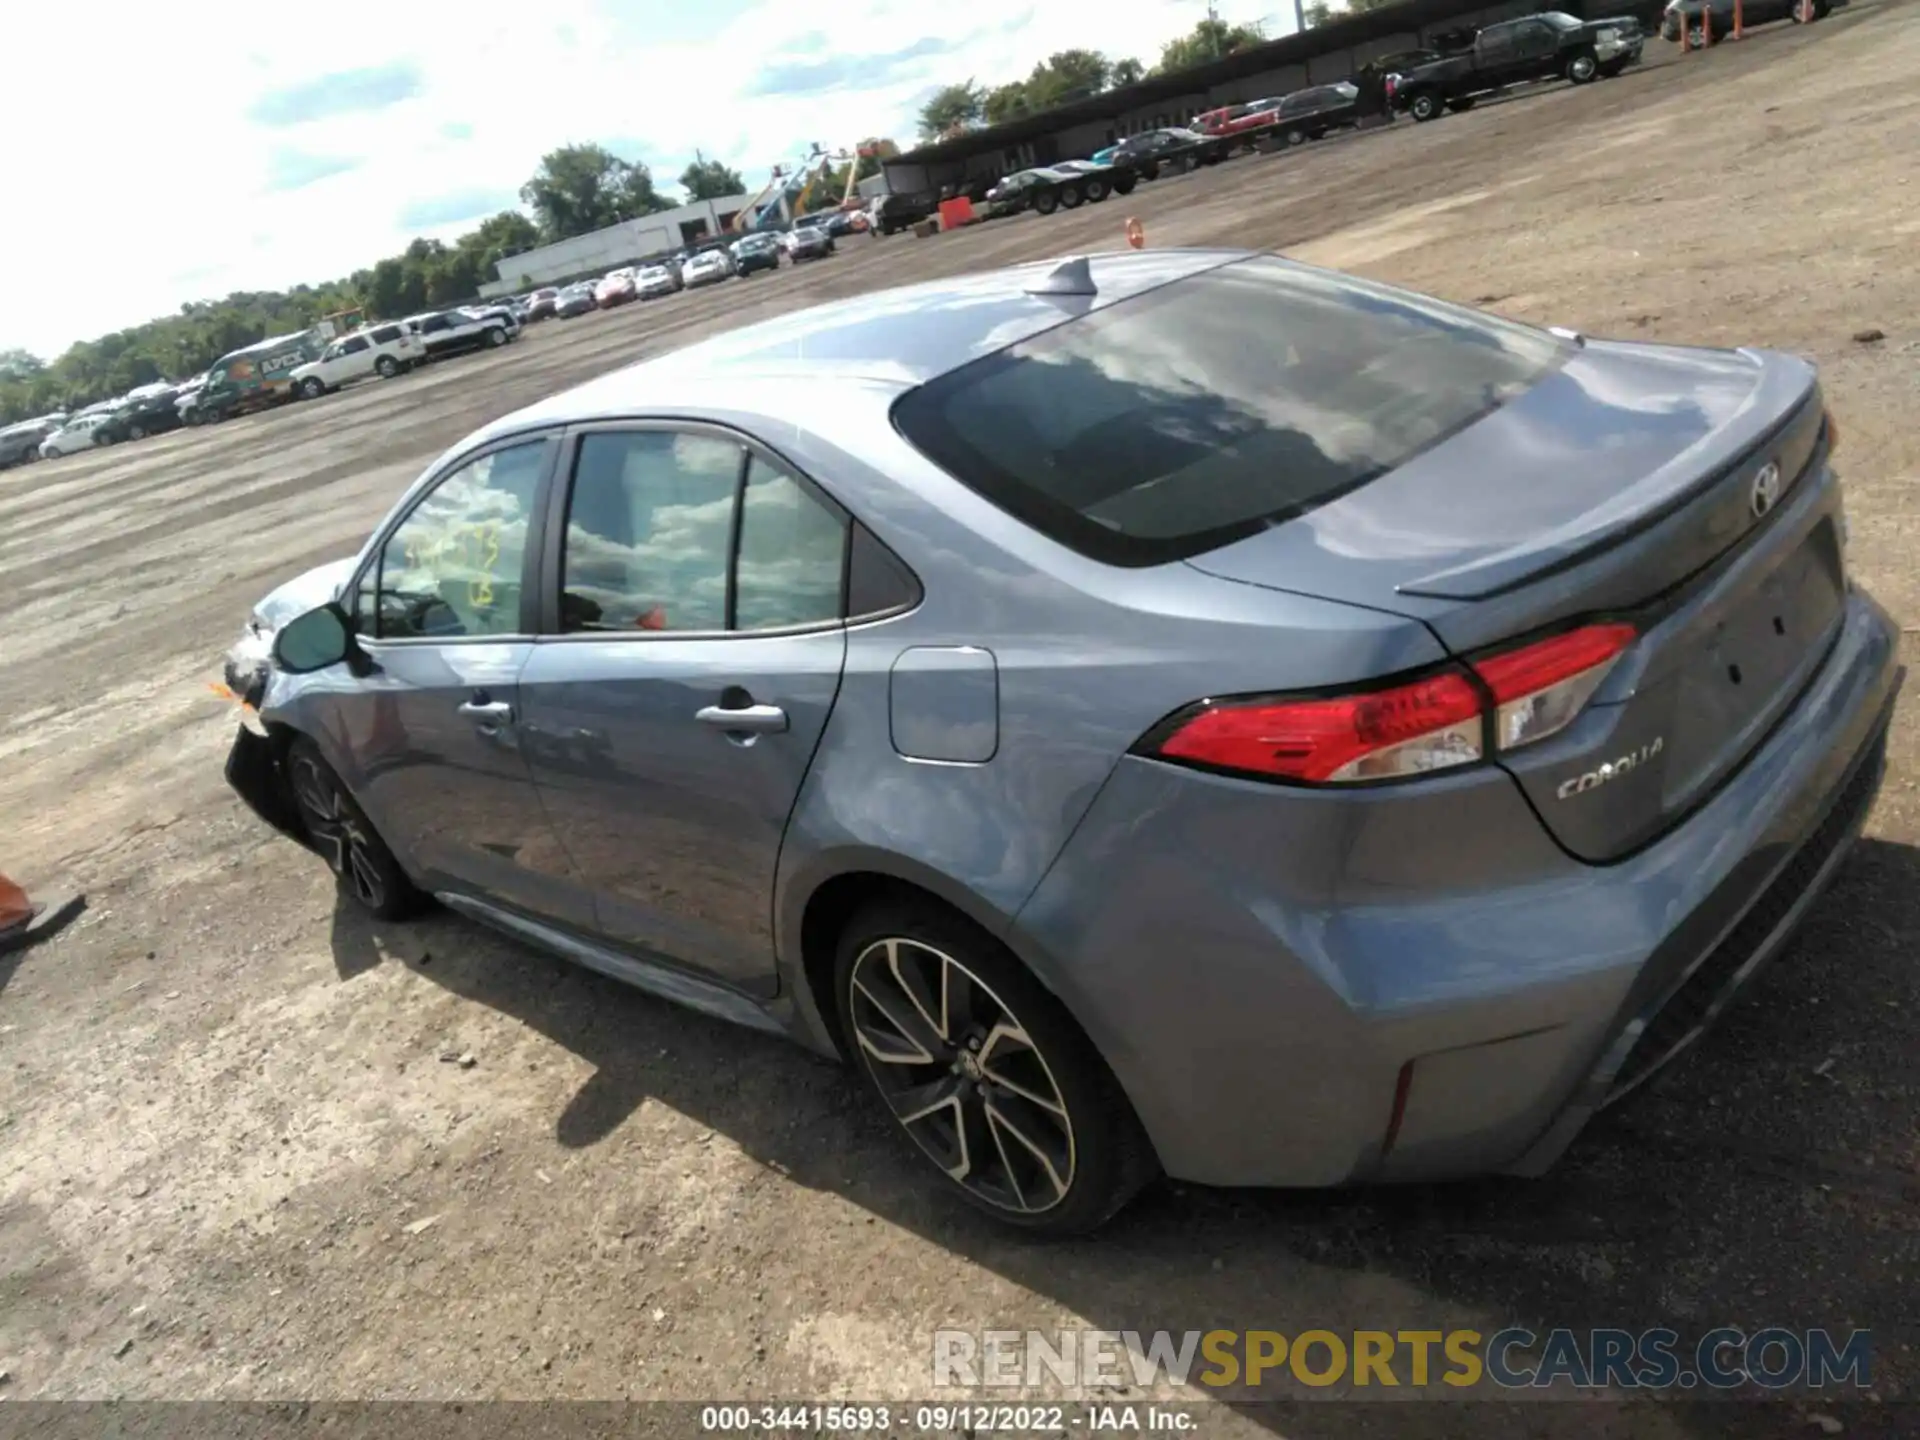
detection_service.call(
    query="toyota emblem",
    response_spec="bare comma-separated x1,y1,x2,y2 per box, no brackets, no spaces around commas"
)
1750,460,1782,518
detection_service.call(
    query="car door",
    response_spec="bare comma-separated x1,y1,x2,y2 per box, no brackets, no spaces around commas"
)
516,424,859,992
335,335,373,382
333,433,595,929
1510,18,1561,78
1474,23,1521,85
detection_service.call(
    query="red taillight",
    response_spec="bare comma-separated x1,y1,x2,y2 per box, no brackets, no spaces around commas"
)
1475,622,1636,752
1147,622,1637,787
1155,670,1484,784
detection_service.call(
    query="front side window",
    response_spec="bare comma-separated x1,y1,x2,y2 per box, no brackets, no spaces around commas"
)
893,255,1567,568
371,441,546,639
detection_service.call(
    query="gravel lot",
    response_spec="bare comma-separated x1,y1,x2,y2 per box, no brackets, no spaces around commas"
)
2,9,1916,1435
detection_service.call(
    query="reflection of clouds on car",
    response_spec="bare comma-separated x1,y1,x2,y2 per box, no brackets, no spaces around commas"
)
562,431,741,632
378,444,544,637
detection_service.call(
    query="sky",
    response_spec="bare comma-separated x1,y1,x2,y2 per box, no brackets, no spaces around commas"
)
0,0,1294,361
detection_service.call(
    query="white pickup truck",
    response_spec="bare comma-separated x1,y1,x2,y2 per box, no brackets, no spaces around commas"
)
290,323,426,398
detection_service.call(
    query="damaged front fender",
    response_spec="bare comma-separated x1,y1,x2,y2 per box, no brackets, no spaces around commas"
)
223,724,311,851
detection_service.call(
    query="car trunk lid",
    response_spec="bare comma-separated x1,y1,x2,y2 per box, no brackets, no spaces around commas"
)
1187,341,1843,861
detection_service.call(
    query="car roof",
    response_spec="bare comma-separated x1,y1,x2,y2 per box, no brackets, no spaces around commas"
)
470,248,1246,442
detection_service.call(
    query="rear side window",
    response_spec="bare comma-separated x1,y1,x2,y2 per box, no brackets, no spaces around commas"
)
891,255,1568,567
370,325,400,343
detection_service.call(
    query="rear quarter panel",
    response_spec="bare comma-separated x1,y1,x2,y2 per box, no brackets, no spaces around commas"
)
758,396,1448,1011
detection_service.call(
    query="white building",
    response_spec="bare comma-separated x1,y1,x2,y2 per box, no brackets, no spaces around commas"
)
481,193,754,296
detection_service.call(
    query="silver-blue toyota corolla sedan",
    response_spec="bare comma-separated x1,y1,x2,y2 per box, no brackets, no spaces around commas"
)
221,249,1902,1234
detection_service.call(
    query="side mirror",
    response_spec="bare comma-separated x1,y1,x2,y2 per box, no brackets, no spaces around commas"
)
272,602,354,674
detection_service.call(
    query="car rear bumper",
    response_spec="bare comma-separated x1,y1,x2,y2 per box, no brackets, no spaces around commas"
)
1013,587,1902,1187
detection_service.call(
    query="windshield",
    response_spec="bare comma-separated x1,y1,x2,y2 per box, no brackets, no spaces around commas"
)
891,255,1568,568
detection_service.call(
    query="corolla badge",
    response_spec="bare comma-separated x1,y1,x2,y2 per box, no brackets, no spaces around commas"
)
1750,460,1783,518
1556,737,1664,800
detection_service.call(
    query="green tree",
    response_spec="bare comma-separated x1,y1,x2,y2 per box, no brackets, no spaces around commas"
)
1304,1,1336,24
1110,57,1146,86
983,80,1033,125
1157,18,1267,73
918,80,986,140
0,349,44,383
519,143,672,242
680,153,746,201
1026,49,1112,107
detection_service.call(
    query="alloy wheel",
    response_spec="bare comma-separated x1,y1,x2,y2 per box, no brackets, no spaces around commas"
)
848,937,1076,1215
290,756,387,909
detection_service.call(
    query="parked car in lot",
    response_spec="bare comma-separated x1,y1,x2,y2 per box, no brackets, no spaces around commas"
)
1661,0,1828,42
554,284,599,319
1271,81,1365,145
1192,100,1283,145
634,265,679,300
290,324,426,399
215,247,1894,1235
1390,11,1645,121
462,303,523,338
986,163,1126,216
1052,159,1144,194
594,269,639,308
683,250,734,288
731,232,784,274
784,222,837,261
867,191,938,236
524,288,561,322
38,412,111,458
185,329,329,424
405,309,515,358
0,415,63,468
1093,126,1232,173
93,381,190,444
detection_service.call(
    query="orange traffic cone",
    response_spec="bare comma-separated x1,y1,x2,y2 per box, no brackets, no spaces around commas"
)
0,871,86,956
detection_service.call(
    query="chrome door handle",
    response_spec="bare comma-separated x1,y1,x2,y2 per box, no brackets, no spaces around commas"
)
695,703,788,734
459,700,515,721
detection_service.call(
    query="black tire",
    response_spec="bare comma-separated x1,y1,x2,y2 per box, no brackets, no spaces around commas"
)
1114,172,1137,195
128,422,146,440
1567,49,1599,82
1445,96,1477,112
485,326,507,347
299,377,325,400
376,355,399,378
1597,57,1627,77
1285,126,1307,146
1082,178,1108,203
1408,90,1442,122
1033,189,1058,215
1058,183,1084,209
286,737,423,922
1686,21,1714,47
1138,159,1159,181
833,898,1157,1236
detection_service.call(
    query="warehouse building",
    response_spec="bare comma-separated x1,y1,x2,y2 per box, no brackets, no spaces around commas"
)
480,192,754,296
880,0,1657,196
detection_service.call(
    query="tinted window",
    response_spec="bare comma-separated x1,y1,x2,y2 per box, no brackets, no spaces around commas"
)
734,455,846,630
370,325,400,343
341,336,370,354
559,431,743,633
892,255,1567,568
372,442,546,639
421,315,450,333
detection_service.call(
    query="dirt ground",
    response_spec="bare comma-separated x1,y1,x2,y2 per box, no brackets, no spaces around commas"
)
3,9,1917,1436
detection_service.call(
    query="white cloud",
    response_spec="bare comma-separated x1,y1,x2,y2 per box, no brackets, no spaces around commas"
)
0,0,1292,359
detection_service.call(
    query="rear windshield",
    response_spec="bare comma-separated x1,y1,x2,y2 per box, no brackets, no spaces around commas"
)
891,255,1567,567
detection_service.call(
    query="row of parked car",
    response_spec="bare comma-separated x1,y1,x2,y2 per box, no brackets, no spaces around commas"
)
0,304,524,468
500,209,866,323
967,0,1837,220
